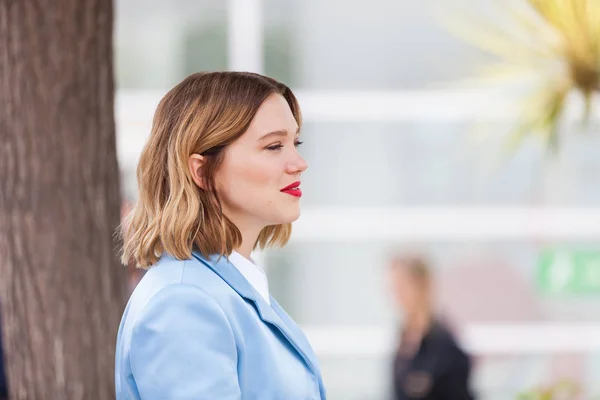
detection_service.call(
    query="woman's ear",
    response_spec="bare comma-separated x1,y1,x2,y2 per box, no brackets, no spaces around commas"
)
188,154,207,189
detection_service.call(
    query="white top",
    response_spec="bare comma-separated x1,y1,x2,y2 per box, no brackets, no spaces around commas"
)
228,251,270,305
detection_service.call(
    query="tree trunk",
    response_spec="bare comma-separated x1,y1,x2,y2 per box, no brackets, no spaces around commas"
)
0,1,127,399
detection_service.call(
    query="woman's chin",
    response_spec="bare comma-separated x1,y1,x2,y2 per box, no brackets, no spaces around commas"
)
275,208,301,225
288,208,302,223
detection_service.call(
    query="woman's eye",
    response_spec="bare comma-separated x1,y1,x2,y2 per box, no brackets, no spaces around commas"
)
266,144,284,151
266,141,303,151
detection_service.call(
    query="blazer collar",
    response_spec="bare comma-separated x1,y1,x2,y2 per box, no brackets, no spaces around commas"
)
191,251,319,374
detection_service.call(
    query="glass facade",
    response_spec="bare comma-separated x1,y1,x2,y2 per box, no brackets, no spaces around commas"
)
114,1,600,398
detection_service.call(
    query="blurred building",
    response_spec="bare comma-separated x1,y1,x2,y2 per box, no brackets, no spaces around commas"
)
114,1,600,398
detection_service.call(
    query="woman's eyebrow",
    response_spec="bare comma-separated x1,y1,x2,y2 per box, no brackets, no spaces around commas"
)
259,127,300,140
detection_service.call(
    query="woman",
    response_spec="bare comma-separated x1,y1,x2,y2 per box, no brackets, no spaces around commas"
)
115,72,326,400
388,255,474,400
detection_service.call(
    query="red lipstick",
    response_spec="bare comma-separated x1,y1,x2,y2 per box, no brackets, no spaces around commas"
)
280,181,302,198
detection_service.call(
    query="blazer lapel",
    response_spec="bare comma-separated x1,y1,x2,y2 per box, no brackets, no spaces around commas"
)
191,252,319,375
270,297,320,372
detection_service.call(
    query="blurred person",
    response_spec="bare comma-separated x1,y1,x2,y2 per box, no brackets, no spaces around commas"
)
388,254,474,400
115,72,326,400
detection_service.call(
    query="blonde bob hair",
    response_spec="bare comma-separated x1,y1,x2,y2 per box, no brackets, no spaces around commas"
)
121,72,302,268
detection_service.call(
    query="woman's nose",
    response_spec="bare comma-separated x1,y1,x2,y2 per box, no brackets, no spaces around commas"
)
287,152,308,174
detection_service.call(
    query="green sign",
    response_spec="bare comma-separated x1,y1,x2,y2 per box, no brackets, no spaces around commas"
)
537,250,600,294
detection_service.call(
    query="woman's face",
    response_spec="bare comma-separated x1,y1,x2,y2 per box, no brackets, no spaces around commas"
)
214,93,308,231
389,265,426,315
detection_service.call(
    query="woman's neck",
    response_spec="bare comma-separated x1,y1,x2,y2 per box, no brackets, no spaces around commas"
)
405,308,433,336
235,242,254,260
234,222,263,259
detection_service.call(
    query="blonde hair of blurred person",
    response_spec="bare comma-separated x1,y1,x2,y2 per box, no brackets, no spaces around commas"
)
389,255,435,353
115,72,326,400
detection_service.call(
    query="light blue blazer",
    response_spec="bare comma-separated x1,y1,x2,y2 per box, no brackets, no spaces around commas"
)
115,251,326,400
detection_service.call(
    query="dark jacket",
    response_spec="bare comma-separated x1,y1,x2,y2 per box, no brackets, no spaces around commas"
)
393,320,475,400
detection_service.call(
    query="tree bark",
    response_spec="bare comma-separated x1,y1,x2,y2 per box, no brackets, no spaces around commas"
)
0,1,127,399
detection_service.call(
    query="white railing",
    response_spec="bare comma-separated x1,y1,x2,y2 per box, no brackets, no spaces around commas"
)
303,323,600,356
292,207,600,241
